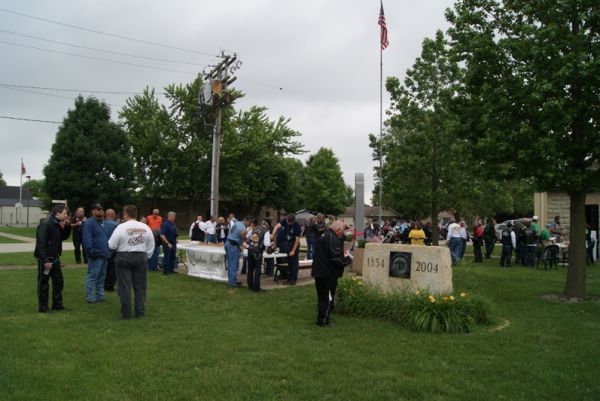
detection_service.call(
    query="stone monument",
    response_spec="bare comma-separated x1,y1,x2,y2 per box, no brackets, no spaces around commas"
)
362,243,453,294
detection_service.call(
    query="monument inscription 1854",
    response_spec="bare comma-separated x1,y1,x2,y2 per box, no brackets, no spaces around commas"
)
362,243,453,294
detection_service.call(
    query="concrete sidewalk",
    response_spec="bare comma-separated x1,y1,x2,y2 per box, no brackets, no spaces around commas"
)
0,231,35,243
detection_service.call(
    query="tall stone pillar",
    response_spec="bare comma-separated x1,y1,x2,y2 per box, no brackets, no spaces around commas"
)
355,173,365,241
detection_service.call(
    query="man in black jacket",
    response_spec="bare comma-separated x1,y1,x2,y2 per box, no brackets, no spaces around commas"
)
311,220,352,327
34,204,71,313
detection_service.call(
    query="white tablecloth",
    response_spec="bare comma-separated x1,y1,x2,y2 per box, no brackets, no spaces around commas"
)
178,243,287,282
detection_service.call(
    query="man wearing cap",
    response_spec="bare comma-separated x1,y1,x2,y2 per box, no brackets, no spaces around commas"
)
83,203,110,303
500,221,516,267
532,216,539,235
108,204,155,319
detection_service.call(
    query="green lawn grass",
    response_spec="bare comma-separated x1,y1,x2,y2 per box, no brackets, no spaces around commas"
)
0,236,26,244
0,226,37,238
1,257,599,400
0,250,77,266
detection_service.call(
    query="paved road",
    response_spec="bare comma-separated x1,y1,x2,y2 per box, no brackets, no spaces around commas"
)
0,231,74,254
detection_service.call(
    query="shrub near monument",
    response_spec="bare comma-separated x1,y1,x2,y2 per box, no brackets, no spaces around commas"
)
337,243,492,333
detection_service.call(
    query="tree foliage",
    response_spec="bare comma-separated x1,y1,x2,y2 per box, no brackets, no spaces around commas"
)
120,78,305,213
0,171,5,187
375,31,470,244
302,147,348,216
446,0,600,297
44,96,134,211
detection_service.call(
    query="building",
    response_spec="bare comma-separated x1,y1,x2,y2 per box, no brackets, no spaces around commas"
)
533,191,600,241
339,206,401,227
0,186,47,226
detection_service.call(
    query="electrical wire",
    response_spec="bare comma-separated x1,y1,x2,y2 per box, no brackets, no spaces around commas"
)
0,7,218,57
0,39,197,75
0,29,208,67
0,83,166,96
0,84,124,108
0,115,61,124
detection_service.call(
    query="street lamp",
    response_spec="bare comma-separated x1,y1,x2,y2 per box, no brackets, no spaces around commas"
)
25,175,31,227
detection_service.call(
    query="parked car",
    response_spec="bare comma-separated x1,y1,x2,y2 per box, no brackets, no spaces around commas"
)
494,218,528,242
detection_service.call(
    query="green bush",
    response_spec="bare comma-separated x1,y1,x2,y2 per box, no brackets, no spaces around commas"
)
336,276,492,334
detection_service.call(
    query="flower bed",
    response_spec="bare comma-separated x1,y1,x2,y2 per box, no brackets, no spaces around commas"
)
336,276,492,334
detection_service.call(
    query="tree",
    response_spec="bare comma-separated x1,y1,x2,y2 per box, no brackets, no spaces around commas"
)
303,148,348,216
120,80,214,207
23,179,51,209
447,0,600,297
0,171,5,187
121,79,304,213
44,96,134,211
220,106,304,212
375,31,470,244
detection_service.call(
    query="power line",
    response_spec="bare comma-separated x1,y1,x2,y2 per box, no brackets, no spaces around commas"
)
0,39,197,75
0,115,60,124
0,83,166,96
0,7,218,57
0,84,124,108
0,29,209,67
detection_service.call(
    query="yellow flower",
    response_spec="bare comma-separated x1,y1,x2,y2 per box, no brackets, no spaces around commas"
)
443,296,449,301
449,296,455,301
358,281,363,286
460,292,466,297
430,298,436,303
415,290,421,296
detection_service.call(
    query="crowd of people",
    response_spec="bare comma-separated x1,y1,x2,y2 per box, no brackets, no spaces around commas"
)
33,204,353,326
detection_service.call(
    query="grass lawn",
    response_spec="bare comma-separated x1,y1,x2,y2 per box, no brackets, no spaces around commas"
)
0,236,26,244
0,226,37,238
1,257,599,400
0,250,77,266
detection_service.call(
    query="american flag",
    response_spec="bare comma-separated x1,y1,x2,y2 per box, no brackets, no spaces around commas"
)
21,160,26,176
367,235,383,244
379,2,389,50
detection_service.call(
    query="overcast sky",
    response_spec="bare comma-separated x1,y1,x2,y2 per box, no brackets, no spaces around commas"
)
0,0,454,204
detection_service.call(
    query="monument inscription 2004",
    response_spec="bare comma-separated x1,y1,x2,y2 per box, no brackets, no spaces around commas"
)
362,243,453,294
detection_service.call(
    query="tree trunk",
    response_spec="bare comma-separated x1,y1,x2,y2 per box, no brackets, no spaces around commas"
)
564,191,587,298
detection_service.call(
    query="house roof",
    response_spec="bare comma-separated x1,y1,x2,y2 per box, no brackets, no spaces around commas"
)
0,186,44,207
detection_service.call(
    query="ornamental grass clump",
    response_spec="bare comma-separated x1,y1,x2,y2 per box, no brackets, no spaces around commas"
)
336,276,491,334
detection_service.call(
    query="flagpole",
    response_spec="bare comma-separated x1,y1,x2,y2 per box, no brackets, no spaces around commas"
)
19,157,23,224
378,40,383,227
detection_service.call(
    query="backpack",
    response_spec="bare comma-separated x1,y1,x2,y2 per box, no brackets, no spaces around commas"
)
247,226,265,257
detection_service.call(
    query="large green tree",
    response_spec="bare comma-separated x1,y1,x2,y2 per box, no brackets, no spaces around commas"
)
447,0,600,297
121,79,304,213
44,96,134,211
120,80,214,205
375,31,470,244
220,106,304,212
303,147,348,216
0,171,5,187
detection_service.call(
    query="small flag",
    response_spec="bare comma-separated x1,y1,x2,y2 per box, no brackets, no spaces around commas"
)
379,2,389,50
367,235,383,244
21,160,26,176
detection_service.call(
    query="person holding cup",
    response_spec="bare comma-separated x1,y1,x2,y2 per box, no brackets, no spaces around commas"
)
34,204,72,313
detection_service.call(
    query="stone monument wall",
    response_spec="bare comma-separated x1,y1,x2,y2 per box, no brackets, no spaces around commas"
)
362,243,453,294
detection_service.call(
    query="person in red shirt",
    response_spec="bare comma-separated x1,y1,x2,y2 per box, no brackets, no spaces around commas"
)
146,209,163,271
472,221,484,263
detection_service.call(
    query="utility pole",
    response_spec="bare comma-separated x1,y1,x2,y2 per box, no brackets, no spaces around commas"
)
200,52,241,218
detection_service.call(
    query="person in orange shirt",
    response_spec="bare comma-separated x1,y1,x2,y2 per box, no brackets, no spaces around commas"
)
146,209,163,271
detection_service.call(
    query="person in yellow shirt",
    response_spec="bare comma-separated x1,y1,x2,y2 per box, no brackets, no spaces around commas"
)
409,223,426,245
